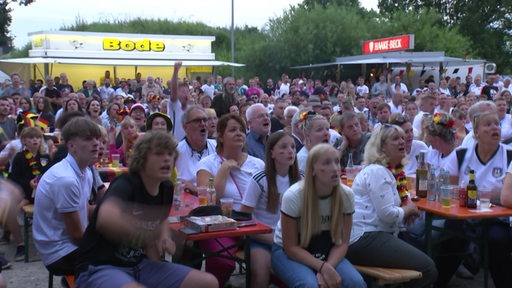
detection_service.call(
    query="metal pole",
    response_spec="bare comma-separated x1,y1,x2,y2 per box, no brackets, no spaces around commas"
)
231,0,235,77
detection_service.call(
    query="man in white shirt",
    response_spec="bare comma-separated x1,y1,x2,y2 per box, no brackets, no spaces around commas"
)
98,78,115,100
412,95,436,133
389,75,408,95
278,73,290,97
33,118,101,276
354,96,369,118
167,62,189,141
201,76,215,98
176,106,216,194
355,76,369,97
438,79,451,96
388,92,404,114
469,74,485,95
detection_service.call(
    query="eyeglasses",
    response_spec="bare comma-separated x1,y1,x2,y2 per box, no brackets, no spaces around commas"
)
255,113,270,120
187,117,208,124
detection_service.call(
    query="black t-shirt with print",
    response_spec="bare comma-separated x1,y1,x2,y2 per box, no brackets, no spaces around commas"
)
76,172,173,272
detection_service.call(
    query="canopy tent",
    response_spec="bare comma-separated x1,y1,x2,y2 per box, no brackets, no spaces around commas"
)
0,57,244,67
0,31,245,89
0,70,10,82
290,51,487,86
291,51,485,68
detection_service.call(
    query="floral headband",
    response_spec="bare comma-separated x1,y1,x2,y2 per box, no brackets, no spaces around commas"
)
148,95,160,102
116,109,130,117
432,112,455,128
299,110,317,122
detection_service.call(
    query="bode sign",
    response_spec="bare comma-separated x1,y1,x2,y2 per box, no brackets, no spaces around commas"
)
362,34,414,55
103,38,165,52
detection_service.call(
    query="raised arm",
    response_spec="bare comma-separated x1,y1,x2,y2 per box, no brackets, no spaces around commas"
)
170,62,182,103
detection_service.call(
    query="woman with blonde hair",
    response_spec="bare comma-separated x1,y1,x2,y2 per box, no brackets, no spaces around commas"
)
271,143,365,287
296,111,330,171
107,116,140,166
205,108,218,139
346,124,437,288
9,126,50,205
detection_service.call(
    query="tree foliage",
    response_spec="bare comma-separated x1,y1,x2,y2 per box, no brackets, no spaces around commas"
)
378,0,512,72
4,0,499,79
378,9,472,58
0,0,34,54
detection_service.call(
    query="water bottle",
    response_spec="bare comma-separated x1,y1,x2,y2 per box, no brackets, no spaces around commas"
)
345,153,355,186
427,167,437,201
207,177,216,205
173,179,184,212
437,169,450,203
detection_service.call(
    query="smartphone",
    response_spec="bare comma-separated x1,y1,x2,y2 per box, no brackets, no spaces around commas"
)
237,221,257,227
411,196,421,202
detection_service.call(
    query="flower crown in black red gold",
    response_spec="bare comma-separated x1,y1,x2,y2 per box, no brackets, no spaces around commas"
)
299,111,317,122
432,112,455,128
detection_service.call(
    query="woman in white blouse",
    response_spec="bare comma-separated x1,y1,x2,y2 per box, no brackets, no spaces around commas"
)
346,124,437,288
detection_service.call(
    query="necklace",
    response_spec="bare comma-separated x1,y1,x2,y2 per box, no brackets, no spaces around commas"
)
24,149,40,177
388,164,408,205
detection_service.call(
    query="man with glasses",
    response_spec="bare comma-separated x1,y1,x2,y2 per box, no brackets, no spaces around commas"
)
176,105,216,194
245,103,271,161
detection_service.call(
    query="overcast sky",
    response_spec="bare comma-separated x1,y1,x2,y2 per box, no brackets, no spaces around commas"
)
10,0,378,48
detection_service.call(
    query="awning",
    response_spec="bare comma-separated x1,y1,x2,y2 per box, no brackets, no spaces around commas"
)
291,51,485,69
0,57,244,67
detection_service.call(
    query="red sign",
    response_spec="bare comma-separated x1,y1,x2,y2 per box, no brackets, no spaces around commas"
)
362,34,414,54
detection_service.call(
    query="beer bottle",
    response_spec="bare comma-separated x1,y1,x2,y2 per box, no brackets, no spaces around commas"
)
467,170,477,208
416,151,428,197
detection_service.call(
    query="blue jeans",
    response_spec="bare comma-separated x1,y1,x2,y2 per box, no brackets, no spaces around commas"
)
75,258,192,288
271,244,366,288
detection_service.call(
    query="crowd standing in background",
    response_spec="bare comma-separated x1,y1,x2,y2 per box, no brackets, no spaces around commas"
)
1,66,512,287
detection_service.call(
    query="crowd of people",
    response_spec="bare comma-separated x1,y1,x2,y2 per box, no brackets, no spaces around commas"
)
0,65,512,288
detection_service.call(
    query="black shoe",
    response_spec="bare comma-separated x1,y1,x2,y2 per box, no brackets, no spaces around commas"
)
0,232,10,245
14,245,24,262
0,255,11,270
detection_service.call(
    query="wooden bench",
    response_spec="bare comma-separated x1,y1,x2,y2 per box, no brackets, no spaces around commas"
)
21,204,34,263
354,265,422,287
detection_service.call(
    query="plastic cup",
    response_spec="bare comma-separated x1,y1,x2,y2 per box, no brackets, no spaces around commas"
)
440,185,452,208
111,154,120,167
406,175,416,192
346,168,356,187
197,186,208,206
220,198,234,218
478,187,492,209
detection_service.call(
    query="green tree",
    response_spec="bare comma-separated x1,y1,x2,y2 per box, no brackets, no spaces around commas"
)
0,0,35,54
379,9,472,58
378,0,512,73
264,3,380,78
300,0,360,9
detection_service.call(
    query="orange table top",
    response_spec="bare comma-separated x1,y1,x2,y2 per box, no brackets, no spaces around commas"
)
409,187,512,220
170,221,273,241
169,193,272,240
